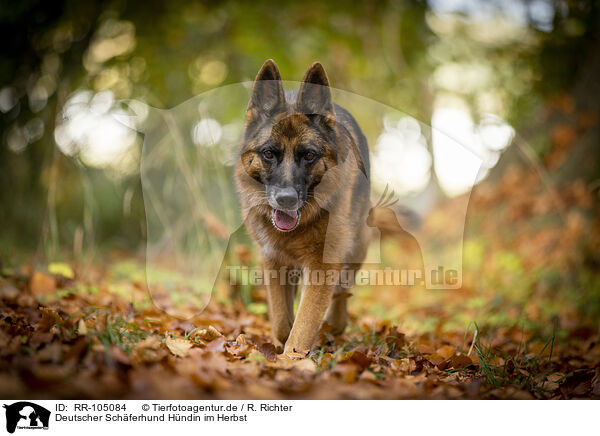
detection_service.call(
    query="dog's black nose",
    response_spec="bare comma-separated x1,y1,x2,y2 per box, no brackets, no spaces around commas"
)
275,188,298,209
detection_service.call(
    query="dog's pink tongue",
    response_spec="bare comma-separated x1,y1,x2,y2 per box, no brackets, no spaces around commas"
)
274,209,298,230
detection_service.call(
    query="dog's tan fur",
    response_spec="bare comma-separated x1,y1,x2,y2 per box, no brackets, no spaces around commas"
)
235,60,370,354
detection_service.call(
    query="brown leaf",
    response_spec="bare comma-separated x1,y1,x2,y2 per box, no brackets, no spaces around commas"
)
418,343,435,355
545,381,560,391
334,362,359,383
385,327,406,346
341,350,372,370
37,308,62,332
135,335,162,350
30,272,56,296
393,358,417,373
426,354,449,370
359,370,379,383
436,345,456,359
165,336,193,357
450,354,472,369
573,381,592,396
226,342,253,359
546,373,565,383
205,336,226,353
318,352,335,371
133,336,166,363
258,342,278,362
191,325,223,341
208,325,223,337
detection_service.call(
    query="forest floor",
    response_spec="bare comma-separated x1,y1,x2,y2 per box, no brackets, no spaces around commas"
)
1,166,599,399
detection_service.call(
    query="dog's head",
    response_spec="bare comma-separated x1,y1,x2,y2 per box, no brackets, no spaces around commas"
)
237,60,351,232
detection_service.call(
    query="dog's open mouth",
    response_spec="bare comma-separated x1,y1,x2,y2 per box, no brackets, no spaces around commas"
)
272,209,300,232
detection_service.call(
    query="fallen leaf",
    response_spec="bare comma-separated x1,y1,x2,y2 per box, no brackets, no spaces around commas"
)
436,345,456,359
541,380,560,391
450,354,472,369
192,325,223,341
205,336,226,353
208,325,223,337
77,319,88,335
135,335,162,350
165,336,193,357
341,350,372,370
334,362,359,383
258,342,278,362
359,370,379,383
426,354,450,370
418,343,435,355
30,272,56,296
48,262,75,279
38,308,62,332
393,358,417,373
546,373,565,383
226,342,253,358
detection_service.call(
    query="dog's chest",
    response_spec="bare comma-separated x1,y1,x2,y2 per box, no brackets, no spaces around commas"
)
256,223,326,267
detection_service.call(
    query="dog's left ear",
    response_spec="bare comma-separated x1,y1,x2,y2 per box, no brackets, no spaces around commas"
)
296,62,335,121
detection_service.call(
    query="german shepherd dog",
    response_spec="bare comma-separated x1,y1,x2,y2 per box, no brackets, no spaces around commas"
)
235,60,370,355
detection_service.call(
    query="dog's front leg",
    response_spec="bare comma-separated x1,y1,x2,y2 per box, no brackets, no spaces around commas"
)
264,263,296,352
284,267,335,354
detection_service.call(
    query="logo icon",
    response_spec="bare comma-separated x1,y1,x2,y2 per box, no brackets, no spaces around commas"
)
3,402,50,434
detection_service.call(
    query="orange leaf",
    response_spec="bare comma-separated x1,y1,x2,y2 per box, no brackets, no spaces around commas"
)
341,350,372,370
436,345,456,359
426,353,448,370
418,343,435,355
30,272,56,296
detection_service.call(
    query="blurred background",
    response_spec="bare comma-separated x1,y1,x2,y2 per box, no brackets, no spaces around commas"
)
0,0,599,330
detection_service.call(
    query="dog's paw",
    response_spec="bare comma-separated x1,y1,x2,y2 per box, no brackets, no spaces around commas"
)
281,347,310,360
272,338,285,354
274,348,316,372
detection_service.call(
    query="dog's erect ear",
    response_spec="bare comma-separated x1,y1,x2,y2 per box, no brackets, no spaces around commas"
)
296,62,335,121
246,59,286,123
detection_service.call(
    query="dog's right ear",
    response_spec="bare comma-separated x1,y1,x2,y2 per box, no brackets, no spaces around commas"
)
246,60,286,125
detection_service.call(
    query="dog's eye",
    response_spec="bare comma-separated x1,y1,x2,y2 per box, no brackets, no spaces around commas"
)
262,150,275,160
304,152,316,162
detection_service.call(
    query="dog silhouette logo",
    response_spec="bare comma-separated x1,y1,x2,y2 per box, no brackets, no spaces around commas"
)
3,402,50,433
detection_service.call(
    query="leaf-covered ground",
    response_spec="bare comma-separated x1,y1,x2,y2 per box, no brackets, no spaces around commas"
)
1,166,599,399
